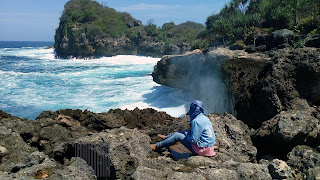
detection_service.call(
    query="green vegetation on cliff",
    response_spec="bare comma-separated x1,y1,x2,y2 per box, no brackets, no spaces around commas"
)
54,0,139,57
55,0,319,58
54,0,205,58
205,0,320,46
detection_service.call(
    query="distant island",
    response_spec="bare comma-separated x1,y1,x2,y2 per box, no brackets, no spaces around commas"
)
54,0,206,58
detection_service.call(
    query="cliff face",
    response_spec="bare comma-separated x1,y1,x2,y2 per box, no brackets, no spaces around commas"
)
152,47,270,116
223,48,320,128
152,47,320,128
54,0,202,58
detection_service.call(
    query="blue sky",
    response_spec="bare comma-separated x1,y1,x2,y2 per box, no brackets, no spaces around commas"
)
0,0,229,41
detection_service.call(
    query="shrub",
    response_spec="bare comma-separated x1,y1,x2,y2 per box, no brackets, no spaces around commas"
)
204,0,320,46
191,39,209,50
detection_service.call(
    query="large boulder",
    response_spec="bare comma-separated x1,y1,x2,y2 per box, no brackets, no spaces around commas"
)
208,113,257,162
152,49,206,89
74,127,165,179
221,160,272,180
245,29,295,52
221,56,272,127
260,158,294,179
286,145,320,179
0,114,39,172
306,34,320,48
253,110,320,157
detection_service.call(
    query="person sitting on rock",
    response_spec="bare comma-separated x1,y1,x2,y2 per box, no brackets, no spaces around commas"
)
151,100,216,157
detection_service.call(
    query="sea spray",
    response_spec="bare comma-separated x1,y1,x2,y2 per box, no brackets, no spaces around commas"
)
190,57,233,115
152,49,234,115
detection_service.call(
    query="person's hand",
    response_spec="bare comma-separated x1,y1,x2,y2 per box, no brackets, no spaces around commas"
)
158,134,166,139
184,130,191,136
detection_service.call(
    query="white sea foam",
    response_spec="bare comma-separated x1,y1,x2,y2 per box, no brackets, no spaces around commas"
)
0,45,231,120
0,46,189,119
62,55,160,66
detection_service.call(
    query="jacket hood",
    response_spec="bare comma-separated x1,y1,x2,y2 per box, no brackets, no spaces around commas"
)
188,100,204,120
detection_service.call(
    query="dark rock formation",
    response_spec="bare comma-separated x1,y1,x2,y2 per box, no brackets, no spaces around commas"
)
287,145,320,179
244,29,295,53
244,29,320,53
223,48,320,128
263,159,294,179
55,34,190,58
0,109,272,179
253,109,320,158
152,49,206,89
152,48,272,115
306,34,320,48
208,113,257,163
1,108,319,179
153,47,320,128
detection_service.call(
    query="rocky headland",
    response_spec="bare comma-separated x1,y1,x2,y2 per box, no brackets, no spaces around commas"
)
54,0,203,59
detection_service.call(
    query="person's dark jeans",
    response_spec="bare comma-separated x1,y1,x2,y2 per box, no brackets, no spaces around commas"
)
156,132,196,154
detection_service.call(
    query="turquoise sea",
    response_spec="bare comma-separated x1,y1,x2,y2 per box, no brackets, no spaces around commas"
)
0,41,231,120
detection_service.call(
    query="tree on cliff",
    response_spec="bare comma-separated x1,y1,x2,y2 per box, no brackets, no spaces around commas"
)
205,0,320,47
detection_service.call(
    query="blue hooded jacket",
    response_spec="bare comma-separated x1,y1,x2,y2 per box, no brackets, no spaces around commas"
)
186,100,215,147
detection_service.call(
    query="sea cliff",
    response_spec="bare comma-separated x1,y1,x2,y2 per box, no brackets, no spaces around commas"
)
54,0,204,58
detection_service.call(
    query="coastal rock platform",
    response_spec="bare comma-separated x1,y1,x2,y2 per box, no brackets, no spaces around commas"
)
0,107,319,179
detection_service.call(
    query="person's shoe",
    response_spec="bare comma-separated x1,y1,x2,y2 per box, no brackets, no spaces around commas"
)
158,134,166,139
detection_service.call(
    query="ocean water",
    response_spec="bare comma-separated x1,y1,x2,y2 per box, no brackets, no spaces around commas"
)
0,41,232,120
0,41,198,120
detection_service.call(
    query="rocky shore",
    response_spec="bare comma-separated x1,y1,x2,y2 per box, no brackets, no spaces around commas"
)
0,104,319,179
